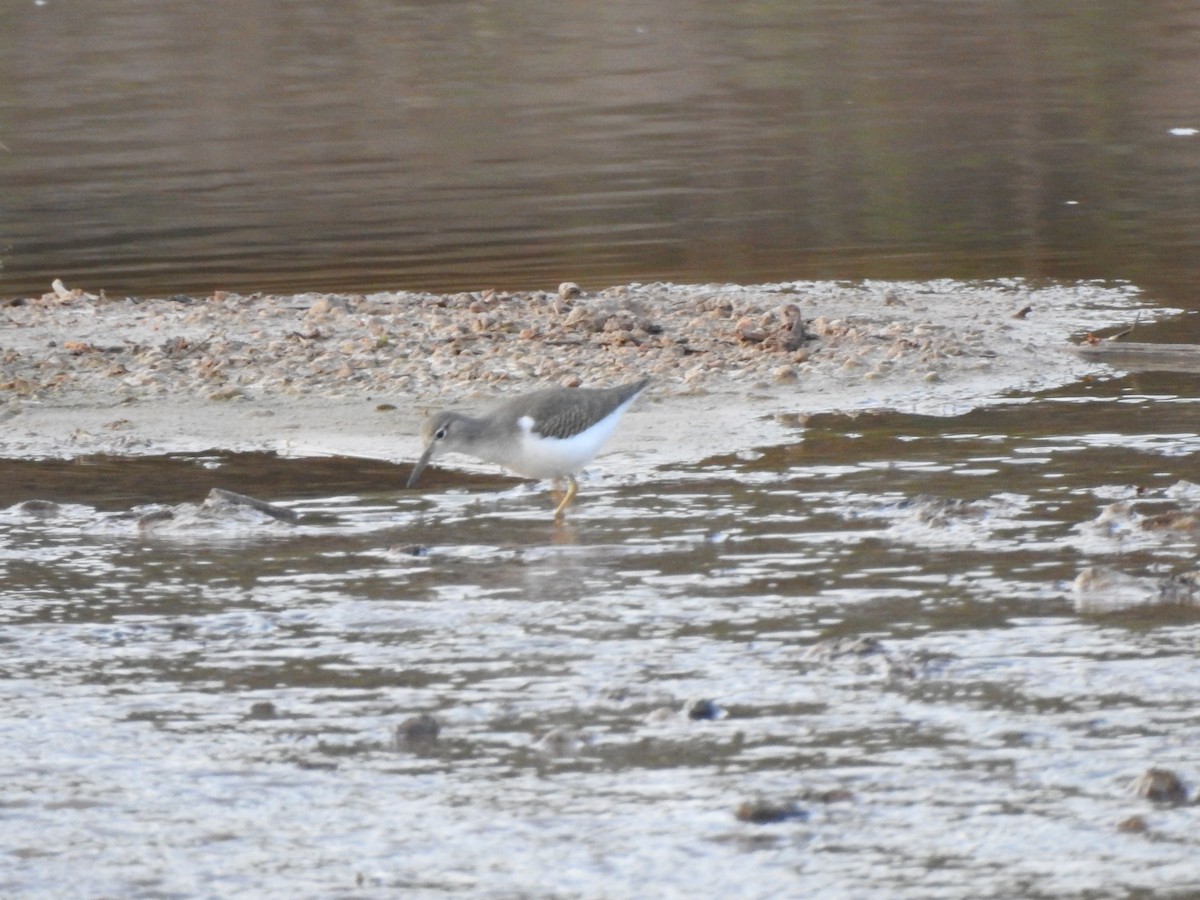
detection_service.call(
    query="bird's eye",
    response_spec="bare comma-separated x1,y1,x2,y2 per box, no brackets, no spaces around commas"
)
435,426,448,440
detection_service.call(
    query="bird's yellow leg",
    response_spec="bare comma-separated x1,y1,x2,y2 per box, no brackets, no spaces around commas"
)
553,476,578,523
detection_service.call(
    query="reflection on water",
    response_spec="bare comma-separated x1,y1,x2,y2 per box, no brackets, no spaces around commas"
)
3,374,1200,896
3,1,1200,299
0,452,506,511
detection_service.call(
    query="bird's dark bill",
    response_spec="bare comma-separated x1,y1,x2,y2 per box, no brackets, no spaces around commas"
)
407,444,435,488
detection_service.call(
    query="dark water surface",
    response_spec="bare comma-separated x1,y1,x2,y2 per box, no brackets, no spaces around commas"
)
4,1,1200,897
3,1,1200,302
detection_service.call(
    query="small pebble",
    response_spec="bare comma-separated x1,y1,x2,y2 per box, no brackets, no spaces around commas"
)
137,508,176,528
394,713,440,749
735,799,807,825
1117,815,1148,834
685,698,722,721
1130,767,1188,804
247,701,278,720
16,499,59,516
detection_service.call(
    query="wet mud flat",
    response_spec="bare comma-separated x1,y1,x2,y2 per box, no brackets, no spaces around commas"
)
0,278,1173,463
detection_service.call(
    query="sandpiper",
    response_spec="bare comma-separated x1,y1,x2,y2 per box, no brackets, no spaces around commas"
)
408,377,650,521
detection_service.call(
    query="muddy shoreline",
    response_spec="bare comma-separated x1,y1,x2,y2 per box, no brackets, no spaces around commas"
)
0,279,1173,467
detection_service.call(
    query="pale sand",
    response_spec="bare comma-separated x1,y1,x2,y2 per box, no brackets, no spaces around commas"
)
0,279,1174,472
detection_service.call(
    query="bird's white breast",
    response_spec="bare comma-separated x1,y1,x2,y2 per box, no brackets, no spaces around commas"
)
510,407,628,479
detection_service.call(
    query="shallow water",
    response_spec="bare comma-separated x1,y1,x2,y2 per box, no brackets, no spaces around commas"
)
3,371,1200,898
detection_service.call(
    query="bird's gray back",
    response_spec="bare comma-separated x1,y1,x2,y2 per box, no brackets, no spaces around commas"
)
512,378,650,440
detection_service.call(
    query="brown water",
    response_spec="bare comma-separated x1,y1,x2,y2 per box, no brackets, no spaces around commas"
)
5,2,1200,897
4,1,1200,302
